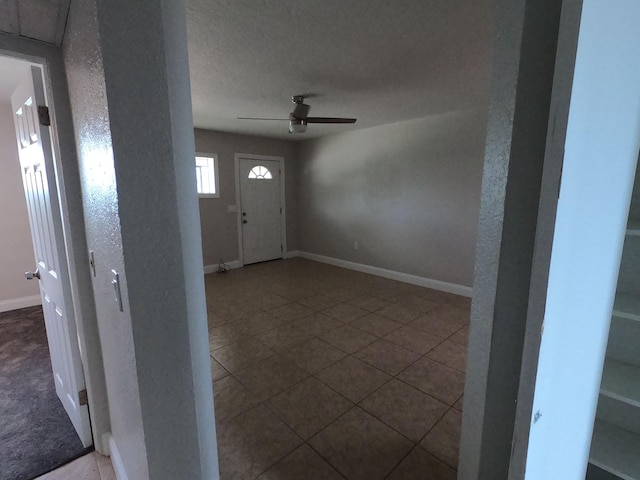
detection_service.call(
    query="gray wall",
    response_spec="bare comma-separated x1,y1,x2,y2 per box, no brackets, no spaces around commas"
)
296,110,487,288
63,1,149,477
459,0,569,478
194,128,298,265
64,0,217,478
97,1,217,476
0,101,40,308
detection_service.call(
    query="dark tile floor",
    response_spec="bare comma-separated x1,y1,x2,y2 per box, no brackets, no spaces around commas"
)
207,258,469,480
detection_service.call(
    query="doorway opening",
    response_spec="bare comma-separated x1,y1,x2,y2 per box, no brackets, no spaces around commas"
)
0,53,92,479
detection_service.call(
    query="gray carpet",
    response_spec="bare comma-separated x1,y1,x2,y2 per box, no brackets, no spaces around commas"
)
0,306,92,480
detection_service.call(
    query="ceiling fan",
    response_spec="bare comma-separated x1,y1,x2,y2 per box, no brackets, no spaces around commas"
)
238,95,357,134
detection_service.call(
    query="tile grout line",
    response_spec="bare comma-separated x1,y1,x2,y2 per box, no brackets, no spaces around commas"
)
213,305,465,434
206,258,470,479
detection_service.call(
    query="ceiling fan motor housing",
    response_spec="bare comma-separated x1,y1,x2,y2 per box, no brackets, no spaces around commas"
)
290,95,309,133
289,115,307,133
292,98,310,120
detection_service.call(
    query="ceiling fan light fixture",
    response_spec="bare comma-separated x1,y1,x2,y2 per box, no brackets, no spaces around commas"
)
243,95,356,133
289,118,307,134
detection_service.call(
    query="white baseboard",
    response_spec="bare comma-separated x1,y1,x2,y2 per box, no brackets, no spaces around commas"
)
99,433,111,456
297,251,473,298
0,295,41,313
284,250,300,259
108,435,129,480
203,260,242,274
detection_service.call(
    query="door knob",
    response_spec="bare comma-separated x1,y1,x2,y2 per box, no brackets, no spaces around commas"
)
243,219,248,224
25,269,40,280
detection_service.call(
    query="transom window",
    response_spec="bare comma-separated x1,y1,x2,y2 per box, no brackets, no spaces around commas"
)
248,165,273,179
195,154,219,197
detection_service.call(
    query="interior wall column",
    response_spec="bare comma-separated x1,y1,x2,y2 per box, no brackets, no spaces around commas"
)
458,0,569,478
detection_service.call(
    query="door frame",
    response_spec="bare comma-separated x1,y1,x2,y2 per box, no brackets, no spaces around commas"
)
234,153,287,266
0,45,109,453
12,64,93,445
516,2,640,478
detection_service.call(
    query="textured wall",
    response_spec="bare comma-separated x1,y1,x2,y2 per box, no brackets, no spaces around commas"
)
458,0,567,478
0,102,40,307
64,1,218,478
194,128,297,265
63,1,149,478
296,111,487,288
96,0,217,478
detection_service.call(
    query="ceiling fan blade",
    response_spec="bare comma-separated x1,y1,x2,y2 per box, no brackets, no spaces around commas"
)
305,117,357,124
237,117,289,121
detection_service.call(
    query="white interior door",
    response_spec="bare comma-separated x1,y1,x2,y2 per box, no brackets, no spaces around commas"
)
239,157,283,264
11,66,92,447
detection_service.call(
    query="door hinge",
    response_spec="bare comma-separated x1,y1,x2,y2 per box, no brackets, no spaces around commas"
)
79,388,88,406
280,207,282,214
38,106,51,127
281,245,283,253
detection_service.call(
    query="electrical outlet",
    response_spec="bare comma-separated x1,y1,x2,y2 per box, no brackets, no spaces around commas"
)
353,241,359,250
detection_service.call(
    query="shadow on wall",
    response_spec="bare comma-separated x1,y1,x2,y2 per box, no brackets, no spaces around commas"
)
296,109,488,287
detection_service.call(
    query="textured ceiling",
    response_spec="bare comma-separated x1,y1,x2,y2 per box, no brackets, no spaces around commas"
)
187,0,495,140
0,0,69,45
0,1,495,140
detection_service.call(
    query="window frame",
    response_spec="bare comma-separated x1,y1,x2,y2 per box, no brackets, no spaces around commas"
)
248,165,274,180
195,152,220,198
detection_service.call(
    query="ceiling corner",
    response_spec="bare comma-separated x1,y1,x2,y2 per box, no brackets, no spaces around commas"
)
55,0,71,46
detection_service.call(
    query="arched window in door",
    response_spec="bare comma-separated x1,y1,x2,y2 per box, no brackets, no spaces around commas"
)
248,165,273,179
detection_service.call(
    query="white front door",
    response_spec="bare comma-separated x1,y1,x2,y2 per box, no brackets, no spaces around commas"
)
11,66,93,447
238,157,283,264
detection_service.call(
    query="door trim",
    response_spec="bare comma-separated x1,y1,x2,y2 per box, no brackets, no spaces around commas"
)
234,153,286,266
0,46,109,452
13,63,92,445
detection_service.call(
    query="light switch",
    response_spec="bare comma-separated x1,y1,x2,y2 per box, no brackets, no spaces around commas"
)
111,269,123,312
227,205,238,213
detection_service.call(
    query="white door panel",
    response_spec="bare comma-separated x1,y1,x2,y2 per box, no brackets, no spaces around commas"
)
11,66,92,447
239,158,283,265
